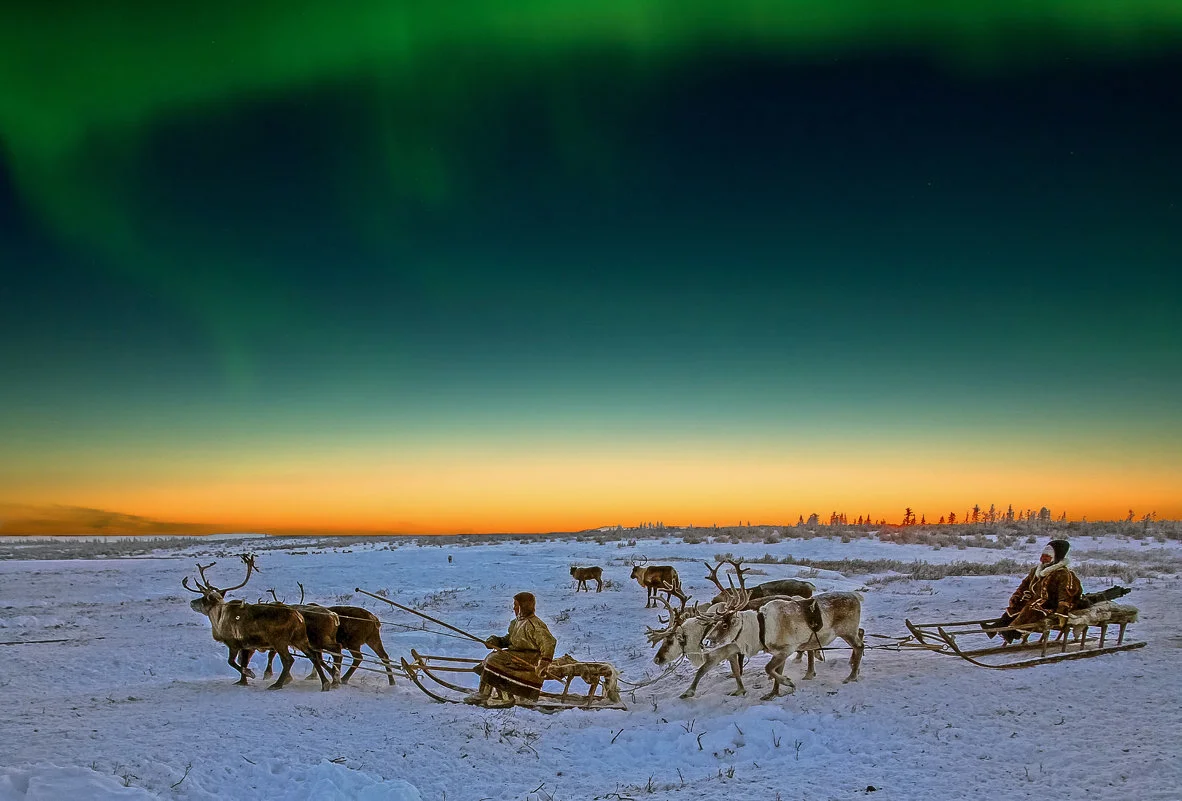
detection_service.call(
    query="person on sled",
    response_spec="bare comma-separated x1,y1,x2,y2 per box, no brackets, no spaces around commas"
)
465,591,557,707
983,539,1084,644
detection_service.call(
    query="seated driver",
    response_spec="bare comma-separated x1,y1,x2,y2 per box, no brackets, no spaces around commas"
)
465,592,557,707
983,538,1084,644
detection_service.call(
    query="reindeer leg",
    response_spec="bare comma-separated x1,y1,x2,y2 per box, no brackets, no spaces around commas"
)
681,646,730,698
328,645,342,687
270,649,295,689
595,579,602,593
586,675,601,705
842,628,865,683
727,655,746,696
762,652,795,700
367,639,397,686
264,649,276,679
238,648,257,680
300,646,332,691
340,648,362,685
803,649,817,680
230,647,250,684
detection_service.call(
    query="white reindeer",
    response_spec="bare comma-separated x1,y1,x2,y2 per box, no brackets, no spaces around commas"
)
682,592,864,700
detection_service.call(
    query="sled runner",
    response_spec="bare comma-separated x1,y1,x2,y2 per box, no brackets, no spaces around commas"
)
400,649,627,710
902,601,1144,669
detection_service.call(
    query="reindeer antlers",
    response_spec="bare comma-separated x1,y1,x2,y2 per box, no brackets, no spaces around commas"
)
217,554,259,594
654,582,689,625
182,554,258,596
704,557,750,593
182,561,218,593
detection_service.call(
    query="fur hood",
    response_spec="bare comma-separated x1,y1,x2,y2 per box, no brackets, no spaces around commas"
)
1034,557,1069,579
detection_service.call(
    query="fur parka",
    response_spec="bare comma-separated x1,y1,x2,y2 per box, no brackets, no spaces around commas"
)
1005,559,1084,627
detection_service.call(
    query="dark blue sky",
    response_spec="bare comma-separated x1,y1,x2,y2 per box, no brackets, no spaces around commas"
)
1,11,1179,531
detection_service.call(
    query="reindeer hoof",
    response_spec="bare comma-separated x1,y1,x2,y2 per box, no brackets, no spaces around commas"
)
266,682,284,690
262,670,273,679
842,676,859,684
321,683,332,692
803,674,816,681
234,678,249,686
727,689,747,696
242,668,256,679
331,680,341,689
760,691,779,701
679,691,696,699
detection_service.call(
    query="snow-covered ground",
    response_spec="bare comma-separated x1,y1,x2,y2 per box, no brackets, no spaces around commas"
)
1,534,1178,801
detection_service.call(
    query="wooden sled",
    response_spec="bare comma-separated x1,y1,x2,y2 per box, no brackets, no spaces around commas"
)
400,649,626,710
903,602,1144,669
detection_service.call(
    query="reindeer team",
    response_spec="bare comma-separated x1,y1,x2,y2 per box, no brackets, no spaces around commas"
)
185,551,861,701
184,555,397,691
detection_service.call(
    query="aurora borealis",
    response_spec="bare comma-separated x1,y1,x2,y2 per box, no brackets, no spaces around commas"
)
2,3,1180,534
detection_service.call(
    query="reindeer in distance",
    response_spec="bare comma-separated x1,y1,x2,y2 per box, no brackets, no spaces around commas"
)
569,565,604,593
629,556,680,608
183,555,333,691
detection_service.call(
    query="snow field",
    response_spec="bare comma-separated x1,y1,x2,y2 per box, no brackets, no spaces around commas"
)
0,535,1178,800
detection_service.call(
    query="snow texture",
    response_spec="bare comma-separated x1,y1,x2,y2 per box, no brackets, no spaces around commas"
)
0,534,1178,800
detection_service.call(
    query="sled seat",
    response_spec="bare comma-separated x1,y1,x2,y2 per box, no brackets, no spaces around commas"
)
1061,602,1139,648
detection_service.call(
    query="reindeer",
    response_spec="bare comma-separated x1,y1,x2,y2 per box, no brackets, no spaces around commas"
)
251,585,342,687
569,566,604,593
681,591,864,700
259,589,397,686
330,605,398,685
646,584,745,687
647,582,808,683
259,585,402,688
629,556,680,608
704,557,815,604
182,555,333,691
702,558,820,667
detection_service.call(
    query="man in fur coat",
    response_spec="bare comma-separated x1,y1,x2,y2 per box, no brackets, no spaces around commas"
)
983,539,1085,644
465,591,557,707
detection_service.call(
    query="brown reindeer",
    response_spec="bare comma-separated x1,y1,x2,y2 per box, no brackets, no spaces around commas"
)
330,605,398,685
569,566,604,593
182,555,333,691
629,556,680,608
683,591,864,700
259,587,396,687
704,557,815,604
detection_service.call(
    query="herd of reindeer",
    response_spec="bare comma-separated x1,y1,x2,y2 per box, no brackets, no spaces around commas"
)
183,554,863,702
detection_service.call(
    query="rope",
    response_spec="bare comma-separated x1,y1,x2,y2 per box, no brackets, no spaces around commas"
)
617,657,683,689
262,604,478,643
